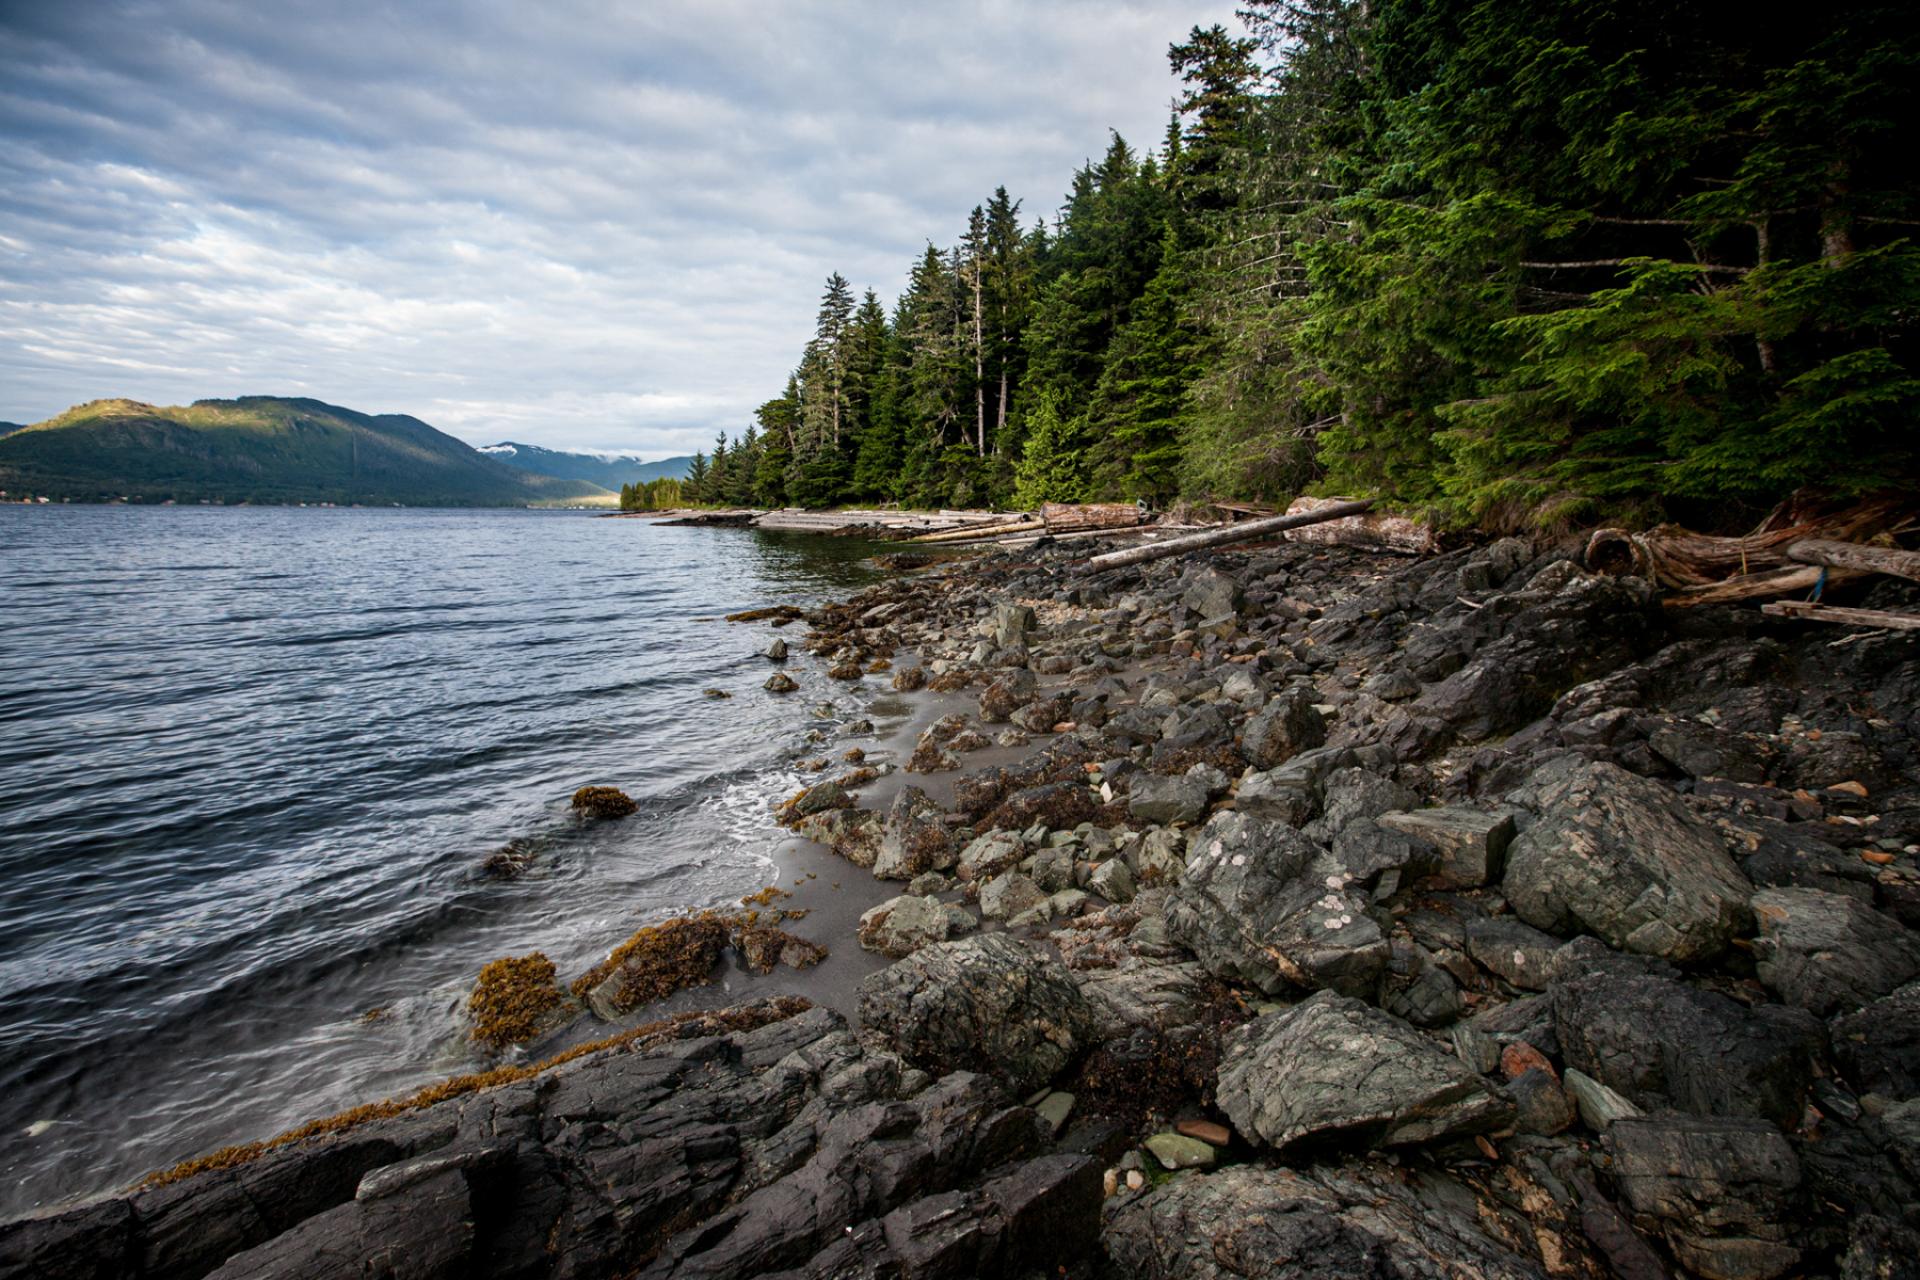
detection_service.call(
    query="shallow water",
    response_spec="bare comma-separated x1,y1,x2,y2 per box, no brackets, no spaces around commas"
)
0,506,892,1215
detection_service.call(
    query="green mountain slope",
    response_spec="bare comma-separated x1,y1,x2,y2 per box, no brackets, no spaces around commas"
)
477,442,693,487
0,397,609,505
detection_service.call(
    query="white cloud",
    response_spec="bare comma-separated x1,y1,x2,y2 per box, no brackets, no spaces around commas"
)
0,0,1242,453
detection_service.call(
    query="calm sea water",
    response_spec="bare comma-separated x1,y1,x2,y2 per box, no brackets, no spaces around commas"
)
0,506,890,1215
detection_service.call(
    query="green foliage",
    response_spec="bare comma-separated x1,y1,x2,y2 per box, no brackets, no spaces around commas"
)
1011,392,1088,507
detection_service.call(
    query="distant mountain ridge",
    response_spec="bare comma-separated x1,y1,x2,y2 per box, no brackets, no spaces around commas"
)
477,441,691,488
0,397,609,506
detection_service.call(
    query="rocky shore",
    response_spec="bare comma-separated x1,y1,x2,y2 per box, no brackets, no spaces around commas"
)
8,532,1920,1279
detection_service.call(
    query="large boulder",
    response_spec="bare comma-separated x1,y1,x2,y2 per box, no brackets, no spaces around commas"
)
1552,969,1820,1129
1128,774,1209,826
1606,1115,1802,1280
1103,1164,1555,1280
1166,812,1388,999
1376,807,1516,888
1182,567,1243,620
1216,992,1511,1153
979,670,1038,722
1240,687,1326,770
857,934,1096,1096
1074,958,1211,1041
1750,888,1920,1017
1503,758,1753,962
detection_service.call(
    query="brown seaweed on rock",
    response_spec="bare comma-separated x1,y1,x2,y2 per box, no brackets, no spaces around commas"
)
468,952,571,1051
570,786,638,819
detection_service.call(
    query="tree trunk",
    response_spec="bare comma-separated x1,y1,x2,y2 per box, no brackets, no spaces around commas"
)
1084,499,1377,572
973,265,986,456
1761,601,1920,631
1785,538,1920,584
1752,218,1776,373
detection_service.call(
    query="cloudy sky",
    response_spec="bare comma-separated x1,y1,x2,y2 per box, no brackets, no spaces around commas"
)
0,1,1242,457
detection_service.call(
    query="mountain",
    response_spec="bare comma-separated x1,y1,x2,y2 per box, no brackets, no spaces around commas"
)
0,422,24,437
0,397,608,506
477,441,692,488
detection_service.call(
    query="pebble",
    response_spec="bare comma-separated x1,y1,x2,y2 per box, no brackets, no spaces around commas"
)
1175,1119,1231,1147
1144,1132,1217,1170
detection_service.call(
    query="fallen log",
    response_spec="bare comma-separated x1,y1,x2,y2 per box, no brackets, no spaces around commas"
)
1084,498,1377,573
1785,538,1920,584
1040,501,1144,533
1280,496,1437,554
908,518,1045,544
1584,495,1914,590
1761,601,1920,631
1663,565,1869,608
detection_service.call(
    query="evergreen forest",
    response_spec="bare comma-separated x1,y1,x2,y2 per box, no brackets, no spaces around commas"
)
651,0,1919,529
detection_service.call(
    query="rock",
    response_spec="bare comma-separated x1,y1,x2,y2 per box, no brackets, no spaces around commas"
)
1509,1068,1576,1136
1143,1133,1215,1170
871,786,957,881
776,778,849,825
1216,992,1511,1153
1128,774,1209,826
1464,915,1560,991
1552,969,1819,1128
1166,812,1388,999
1103,1164,1554,1279
1606,1114,1801,1279
990,602,1036,648
1034,1091,1074,1135
1183,567,1243,620
1088,858,1136,904
979,871,1049,921
570,785,637,819
1029,845,1075,893
1564,1067,1643,1130
979,670,1038,722
793,807,881,868
1075,958,1210,1041
892,665,928,692
1375,807,1515,888
1503,758,1753,962
763,638,789,662
1831,979,1920,1101
1175,1119,1230,1147
956,830,1024,883
857,934,1096,1095
1750,887,1920,1017
1240,687,1327,769
858,895,961,958
764,671,799,693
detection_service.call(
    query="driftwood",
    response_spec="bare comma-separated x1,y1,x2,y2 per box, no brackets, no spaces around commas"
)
1279,496,1438,554
1084,499,1377,573
908,518,1044,544
1584,496,1914,593
1041,501,1144,533
1785,538,1920,584
1761,601,1920,631
1663,565,1869,608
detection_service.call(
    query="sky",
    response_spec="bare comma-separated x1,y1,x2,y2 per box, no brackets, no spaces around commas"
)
0,0,1243,458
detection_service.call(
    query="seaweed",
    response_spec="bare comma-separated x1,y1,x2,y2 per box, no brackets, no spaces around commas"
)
468,952,569,1052
571,786,638,819
570,912,736,1013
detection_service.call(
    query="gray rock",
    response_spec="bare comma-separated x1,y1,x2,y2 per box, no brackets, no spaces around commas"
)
1075,957,1210,1041
871,786,957,881
1089,857,1136,904
1216,992,1511,1152
1553,969,1819,1128
1606,1114,1801,1279
1832,979,1920,1101
1564,1067,1642,1130
1464,915,1560,991
1751,887,1920,1017
956,830,1024,883
763,638,789,662
979,871,1048,921
1376,807,1516,888
1503,758,1753,962
1509,1068,1576,1137
1029,845,1075,893
857,934,1096,1095
1128,774,1208,826
1167,812,1387,999
990,603,1036,648
1034,1091,1074,1135
858,894,960,958
1103,1164,1551,1279
1241,687,1327,770
1143,1133,1215,1170
1182,567,1242,620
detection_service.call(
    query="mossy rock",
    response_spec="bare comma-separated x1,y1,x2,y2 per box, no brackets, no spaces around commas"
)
469,952,574,1052
571,786,638,819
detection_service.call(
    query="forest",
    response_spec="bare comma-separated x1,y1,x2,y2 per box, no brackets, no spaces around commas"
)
638,0,1919,529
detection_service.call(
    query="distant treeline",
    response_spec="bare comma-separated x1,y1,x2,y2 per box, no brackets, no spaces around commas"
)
618,478,684,511
676,0,1917,527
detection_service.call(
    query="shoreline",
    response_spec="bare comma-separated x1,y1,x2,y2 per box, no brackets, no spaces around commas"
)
6,530,1919,1277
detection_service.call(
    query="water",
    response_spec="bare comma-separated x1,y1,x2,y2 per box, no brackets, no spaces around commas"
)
0,506,891,1216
